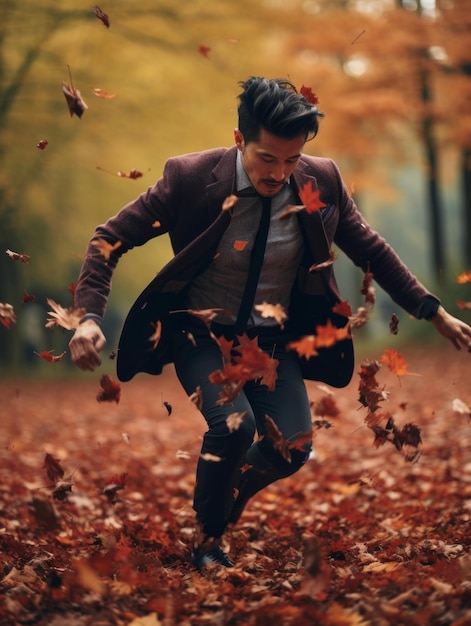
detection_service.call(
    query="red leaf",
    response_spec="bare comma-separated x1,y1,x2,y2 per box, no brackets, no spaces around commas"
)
37,139,49,150
300,85,319,105
34,350,67,363
198,44,212,58
21,291,36,303
332,300,352,317
96,374,121,403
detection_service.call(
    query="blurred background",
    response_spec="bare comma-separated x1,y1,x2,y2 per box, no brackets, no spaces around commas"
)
1,0,470,376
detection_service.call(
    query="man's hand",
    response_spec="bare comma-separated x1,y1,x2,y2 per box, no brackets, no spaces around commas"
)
431,306,471,352
69,319,106,371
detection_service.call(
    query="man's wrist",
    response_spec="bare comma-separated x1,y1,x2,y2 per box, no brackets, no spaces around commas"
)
79,313,103,326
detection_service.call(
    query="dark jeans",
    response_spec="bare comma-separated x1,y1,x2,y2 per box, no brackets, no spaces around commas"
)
171,316,313,538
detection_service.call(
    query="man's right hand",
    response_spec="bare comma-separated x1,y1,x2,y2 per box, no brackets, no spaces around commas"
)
69,319,106,371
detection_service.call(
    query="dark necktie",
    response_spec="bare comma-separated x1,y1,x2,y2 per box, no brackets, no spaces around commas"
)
234,195,271,334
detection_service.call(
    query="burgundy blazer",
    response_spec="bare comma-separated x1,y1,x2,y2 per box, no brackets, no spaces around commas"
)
75,146,437,386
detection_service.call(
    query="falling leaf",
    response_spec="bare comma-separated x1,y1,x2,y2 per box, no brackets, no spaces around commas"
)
171,307,229,328
53,478,74,501
200,452,223,462
254,302,288,327
103,473,127,503
360,268,375,304
62,66,88,118
163,401,172,416
332,300,352,317
21,291,36,303
0,303,16,328
298,181,326,213
309,249,336,272
152,220,161,228
233,240,248,251
358,359,389,412
226,411,247,432
214,335,234,362
34,350,67,363
118,168,149,179
148,320,162,351
45,298,86,331
349,305,371,329
456,299,471,310
37,139,49,150
312,395,340,418
287,335,318,359
452,398,471,419
43,452,65,483
96,374,121,404
189,386,203,410
90,238,122,261
93,5,110,28
6,248,30,263
92,88,116,99
299,85,319,105
315,320,350,349
222,195,239,212
96,165,150,179
380,349,409,377
279,204,305,220
198,44,211,58
264,414,291,463
389,313,399,335
456,270,471,284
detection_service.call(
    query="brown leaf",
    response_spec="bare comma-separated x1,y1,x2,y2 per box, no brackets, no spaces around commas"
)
96,374,121,404
0,302,17,328
5,248,30,263
46,298,87,331
43,452,65,483
90,238,122,261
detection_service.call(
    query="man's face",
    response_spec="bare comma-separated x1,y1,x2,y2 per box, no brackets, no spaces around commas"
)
234,127,305,197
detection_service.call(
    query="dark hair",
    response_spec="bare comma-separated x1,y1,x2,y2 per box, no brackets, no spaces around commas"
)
237,77,324,144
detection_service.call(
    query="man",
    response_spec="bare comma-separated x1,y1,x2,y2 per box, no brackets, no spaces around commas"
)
69,76,471,570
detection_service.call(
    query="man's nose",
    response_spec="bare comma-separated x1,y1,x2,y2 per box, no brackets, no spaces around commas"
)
270,164,285,182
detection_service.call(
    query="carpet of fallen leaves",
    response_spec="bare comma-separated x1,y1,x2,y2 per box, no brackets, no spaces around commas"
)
1,346,470,626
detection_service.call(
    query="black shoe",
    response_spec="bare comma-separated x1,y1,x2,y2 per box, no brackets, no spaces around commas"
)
191,545,234,570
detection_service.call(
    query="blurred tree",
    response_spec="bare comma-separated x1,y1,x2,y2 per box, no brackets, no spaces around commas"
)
280,0,471,279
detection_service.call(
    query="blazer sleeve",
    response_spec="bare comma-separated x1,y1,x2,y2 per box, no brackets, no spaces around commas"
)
323,160,439,318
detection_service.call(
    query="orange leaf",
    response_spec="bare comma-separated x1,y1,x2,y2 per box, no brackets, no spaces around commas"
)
456,270,471,284
254,302,288,327
287,335,319,359
380,349,409,376
233,240,248,251
91,238,122,261
148,320,162,351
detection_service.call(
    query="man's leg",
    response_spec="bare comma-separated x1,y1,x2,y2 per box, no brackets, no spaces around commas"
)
171,323,256,565
227,341,313,526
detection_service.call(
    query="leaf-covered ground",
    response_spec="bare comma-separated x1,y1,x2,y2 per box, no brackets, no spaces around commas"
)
1,347,470,626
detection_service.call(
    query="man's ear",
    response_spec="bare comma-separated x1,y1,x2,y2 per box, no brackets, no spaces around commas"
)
234,129,244,150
